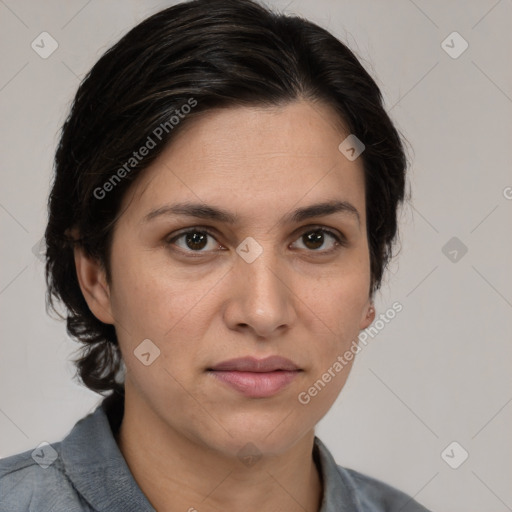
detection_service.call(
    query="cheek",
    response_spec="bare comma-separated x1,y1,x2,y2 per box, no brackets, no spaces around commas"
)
300,270,369,389
108,249,211,339
307,268,369,331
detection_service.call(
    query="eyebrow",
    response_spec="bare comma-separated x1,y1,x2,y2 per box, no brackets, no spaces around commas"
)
143,199,360,226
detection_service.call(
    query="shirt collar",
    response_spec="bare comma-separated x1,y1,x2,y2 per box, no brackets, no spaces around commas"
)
61,392,361,512
60,391,154,511
314,436,362,511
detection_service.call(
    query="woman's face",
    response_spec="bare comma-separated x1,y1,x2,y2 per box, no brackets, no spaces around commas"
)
82,99,375,457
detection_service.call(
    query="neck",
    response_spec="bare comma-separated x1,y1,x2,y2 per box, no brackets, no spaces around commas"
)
116,385,323,512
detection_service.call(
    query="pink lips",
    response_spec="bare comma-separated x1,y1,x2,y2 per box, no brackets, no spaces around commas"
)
208,356,302,398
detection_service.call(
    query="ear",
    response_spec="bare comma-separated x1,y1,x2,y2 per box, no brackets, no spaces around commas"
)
73,244,115,325
359,299,376,331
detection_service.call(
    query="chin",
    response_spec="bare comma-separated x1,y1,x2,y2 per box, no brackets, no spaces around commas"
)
199,414,315,461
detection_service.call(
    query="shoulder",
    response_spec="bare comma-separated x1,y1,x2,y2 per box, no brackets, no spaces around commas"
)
336,465,432,512
314,436,432,512
0,443,92,512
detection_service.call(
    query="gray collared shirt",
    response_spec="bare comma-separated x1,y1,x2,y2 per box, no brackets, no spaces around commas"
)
0,393,431,511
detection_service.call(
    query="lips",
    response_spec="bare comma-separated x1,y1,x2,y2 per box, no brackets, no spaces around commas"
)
208,356,302,398
209,356,300,372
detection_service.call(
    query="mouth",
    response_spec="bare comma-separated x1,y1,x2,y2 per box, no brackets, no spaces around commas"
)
207,356,302,398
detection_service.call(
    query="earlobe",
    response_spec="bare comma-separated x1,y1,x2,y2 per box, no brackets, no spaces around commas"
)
73,245,115,325
359,302,375,330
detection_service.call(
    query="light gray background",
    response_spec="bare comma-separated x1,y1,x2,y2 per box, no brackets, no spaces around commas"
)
1,1,511,511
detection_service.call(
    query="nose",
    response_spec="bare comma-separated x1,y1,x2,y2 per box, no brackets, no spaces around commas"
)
223,247,297,339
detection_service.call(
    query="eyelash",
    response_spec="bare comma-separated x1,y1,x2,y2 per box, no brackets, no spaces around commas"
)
165,225,347,257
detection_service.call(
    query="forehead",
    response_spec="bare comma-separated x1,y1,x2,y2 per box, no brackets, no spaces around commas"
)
121,100,366,224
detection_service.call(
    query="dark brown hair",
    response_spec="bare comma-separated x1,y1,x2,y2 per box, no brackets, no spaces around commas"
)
45,0,409,396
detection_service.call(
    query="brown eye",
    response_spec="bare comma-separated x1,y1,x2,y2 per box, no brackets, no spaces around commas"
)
167,229,220,253
183,231,208,250
303,231,325,250
292,228,345,253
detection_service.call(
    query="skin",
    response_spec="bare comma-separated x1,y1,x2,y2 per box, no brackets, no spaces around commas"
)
74,99,376,512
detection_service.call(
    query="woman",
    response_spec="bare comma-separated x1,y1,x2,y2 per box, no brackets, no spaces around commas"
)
0,0,431,510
